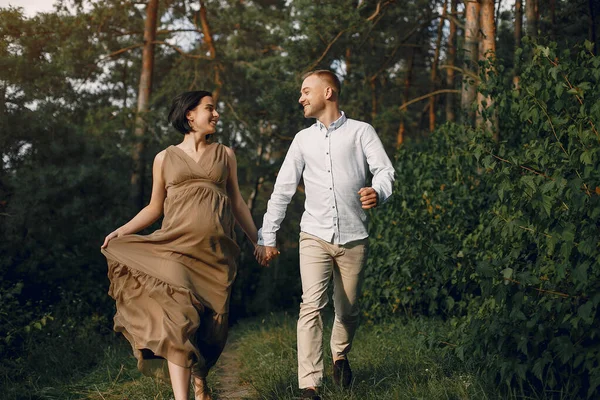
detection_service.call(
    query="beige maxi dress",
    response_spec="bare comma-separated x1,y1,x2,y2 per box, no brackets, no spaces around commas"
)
101,143,239,380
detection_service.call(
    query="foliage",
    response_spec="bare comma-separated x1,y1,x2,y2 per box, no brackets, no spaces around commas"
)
363,41,600,398
0,118,130,355
460,40,600,398
363,123,492,320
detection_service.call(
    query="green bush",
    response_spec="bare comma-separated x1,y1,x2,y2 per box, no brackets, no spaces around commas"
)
457,41,600,398
363,41,600,398
0,121,129,356
363,123,492,320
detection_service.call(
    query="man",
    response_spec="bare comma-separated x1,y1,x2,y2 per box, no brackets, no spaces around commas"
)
256,70,394,400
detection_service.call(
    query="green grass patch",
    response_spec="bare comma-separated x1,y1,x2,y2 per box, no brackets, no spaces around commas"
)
232,312,492,400
3,312,575,399
0,317,218,400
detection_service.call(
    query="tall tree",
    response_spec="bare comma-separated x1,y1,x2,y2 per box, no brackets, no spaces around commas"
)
589,0,598,54
198,0,220,102
445,0,458,123
514,0,523,88
549,0,557,40
477,0,497,136
462,0,480,124
130,0,159,210
526,0,538,37
429,0,447,132
397,47,416,147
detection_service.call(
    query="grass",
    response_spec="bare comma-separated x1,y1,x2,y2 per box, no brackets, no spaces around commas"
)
2,311,578,399
232,312,493,400
0,319,218,400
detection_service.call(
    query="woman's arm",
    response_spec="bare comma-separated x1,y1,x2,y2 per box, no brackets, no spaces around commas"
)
224,146,259,247
101,151,167,248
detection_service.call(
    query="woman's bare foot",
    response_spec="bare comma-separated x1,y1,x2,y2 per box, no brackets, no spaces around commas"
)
192,376,213,400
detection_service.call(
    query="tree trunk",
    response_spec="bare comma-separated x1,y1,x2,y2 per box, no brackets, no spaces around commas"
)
130,0,159,210
515,0,523,48
461,0,480,125
370,76,377,121
397,47,415,148
345,47,352,77
199,0,220,102
526,0,538,38
549,0,556,40
446,0,458,123
514,0,523,88
429,0,447,133
590,0,598,55
478,0,497,137
122,61,129,109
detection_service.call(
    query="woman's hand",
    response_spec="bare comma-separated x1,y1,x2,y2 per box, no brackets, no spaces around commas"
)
254,245,280,267
101,230,121,249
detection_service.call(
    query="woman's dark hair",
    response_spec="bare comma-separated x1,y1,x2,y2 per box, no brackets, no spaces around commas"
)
168,91,212,134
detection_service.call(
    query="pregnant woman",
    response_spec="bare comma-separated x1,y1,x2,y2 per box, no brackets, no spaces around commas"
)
101,90,259,400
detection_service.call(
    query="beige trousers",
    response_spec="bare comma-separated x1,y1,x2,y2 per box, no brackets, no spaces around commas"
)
297,232,369,389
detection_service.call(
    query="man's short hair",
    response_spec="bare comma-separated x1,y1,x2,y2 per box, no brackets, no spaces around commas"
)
302,70,341,97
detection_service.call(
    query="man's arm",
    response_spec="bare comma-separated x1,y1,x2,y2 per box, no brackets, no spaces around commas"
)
361,126,395,206
260,137,305,247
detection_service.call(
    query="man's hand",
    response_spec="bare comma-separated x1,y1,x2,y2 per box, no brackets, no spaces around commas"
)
254,245,280,267
265,246,280,261
358,187,378,209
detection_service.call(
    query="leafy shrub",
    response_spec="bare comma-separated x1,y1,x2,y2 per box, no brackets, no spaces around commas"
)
363,41,600,398
456,41,600,398
0,121,129,355
363,123,492,321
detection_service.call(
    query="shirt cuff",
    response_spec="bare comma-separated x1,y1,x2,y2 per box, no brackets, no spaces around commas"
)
374,187,390,205
260,230,277,247
257,228,264,245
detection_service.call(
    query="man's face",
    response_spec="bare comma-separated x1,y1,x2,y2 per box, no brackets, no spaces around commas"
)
298,75,326,119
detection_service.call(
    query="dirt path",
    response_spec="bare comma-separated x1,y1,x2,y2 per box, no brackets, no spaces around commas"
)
212,338,259,400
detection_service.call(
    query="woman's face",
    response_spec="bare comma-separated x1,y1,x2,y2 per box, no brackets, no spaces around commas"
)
186,96,219,134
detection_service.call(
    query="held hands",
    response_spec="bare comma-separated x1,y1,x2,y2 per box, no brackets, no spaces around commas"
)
358,187,378,209
254,245,280,267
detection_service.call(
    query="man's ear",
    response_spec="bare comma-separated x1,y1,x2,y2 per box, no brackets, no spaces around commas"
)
324,86,333,100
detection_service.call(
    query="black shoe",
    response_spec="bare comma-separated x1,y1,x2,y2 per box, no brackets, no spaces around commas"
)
333,359,352,388
300,388,321,400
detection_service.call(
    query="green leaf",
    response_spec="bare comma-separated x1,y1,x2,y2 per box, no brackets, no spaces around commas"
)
521,175,536,191
573,262,589,285
532,357,549,380
578,301,593,323
580,150,593,165
502,267,513,285
541,194,552,216
584,40,594,52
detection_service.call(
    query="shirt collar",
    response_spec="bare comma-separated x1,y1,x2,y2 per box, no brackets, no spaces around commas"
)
316,111,346,132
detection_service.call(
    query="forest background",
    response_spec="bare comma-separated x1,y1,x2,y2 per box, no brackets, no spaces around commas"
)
1,0,599,398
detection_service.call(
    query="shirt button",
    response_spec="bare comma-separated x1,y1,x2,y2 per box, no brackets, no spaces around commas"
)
328,170,330,172
326,152,329,155
332,206,335,208
329,187,332,190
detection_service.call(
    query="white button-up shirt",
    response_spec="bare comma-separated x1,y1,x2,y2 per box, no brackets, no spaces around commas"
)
259,112,395,246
